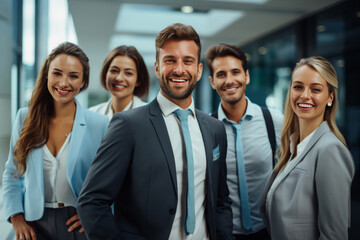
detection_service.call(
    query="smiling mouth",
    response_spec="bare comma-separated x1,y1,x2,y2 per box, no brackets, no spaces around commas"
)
113,84,126,89
223,87,238,92
297,103,314,109
56,88,71,94
170,79,187,83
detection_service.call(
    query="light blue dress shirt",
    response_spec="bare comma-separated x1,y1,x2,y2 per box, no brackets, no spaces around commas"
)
217,97,283,234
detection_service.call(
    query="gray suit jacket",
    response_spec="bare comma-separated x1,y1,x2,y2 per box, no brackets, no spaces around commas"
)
260,121,354,240
78,99,233,240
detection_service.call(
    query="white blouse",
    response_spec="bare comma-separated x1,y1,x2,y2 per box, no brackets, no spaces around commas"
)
89,96,147,119
43,133,77,207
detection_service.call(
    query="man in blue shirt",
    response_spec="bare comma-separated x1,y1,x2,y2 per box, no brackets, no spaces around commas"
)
206,44,283,240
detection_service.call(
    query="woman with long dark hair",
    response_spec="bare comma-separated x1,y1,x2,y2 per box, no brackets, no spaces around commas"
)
2,42,109,240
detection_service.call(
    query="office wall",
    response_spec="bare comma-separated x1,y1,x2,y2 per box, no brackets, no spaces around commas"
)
0,0,13,184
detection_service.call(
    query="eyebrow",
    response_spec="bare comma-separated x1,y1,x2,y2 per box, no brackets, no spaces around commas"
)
52,68,80,74
109,65,135,71
293,80,324,86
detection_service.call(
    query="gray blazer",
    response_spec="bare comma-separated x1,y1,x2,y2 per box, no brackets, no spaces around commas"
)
260,121,355,240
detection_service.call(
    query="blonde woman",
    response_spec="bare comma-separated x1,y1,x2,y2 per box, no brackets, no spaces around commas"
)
2,42,109,240
260,56,355,240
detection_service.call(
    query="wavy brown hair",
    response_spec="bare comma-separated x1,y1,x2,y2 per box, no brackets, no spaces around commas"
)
155,23,201,63
275,56,346,172
13,42,89,177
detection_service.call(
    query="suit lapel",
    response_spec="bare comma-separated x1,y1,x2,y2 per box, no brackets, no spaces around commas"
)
66,102,86,195
149,100,178,194
31,148,44,197
267,121,331,199
196,110,212,177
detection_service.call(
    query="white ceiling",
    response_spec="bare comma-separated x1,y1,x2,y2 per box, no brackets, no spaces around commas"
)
68,0,340,96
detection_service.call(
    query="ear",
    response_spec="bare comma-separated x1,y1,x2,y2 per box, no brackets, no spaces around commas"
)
328,91,334,105
196,63,203,82
80,80,85,89
154,61,160,79
245,70,250,85
209,76,216,90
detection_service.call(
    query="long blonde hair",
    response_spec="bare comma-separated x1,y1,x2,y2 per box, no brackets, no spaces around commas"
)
275,56,346,171
13,42,89,177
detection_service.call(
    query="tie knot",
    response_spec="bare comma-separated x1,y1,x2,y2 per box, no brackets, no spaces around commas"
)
173,109,192,122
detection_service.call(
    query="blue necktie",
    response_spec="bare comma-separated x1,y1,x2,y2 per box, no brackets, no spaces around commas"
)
230,122,252,231
173,109,195,235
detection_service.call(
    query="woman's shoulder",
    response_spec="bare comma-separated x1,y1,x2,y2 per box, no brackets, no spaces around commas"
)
89,101,110,113
83,108,109,124
133,96,148,108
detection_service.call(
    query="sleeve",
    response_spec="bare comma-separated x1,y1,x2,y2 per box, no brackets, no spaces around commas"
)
315,141,355,240
215,123,234,240
77,113,133,240
2,109,26,222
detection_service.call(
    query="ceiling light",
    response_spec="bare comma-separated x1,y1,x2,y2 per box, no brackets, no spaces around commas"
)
181,6,194,13
258,47,267,55
317,25,326,32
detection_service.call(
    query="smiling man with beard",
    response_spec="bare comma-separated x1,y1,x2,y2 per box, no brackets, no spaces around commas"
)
77,23,234,240
206,44,283,240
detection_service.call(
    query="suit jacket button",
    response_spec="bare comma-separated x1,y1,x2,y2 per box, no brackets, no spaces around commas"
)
169,208,175,215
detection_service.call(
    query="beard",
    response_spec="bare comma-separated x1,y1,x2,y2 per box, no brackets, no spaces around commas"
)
159,73,198,100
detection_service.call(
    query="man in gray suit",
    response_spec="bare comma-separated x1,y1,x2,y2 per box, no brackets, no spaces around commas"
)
206,44,283,240
77,23,233,240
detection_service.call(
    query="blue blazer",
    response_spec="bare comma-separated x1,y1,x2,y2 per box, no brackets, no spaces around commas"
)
2,103,109,222
78,99,233,240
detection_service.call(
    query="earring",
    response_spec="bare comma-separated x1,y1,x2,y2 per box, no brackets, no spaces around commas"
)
327,102,332,107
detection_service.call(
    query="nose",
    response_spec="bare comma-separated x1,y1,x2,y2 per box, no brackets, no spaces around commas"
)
301,87,311,99
115,72,125,81
224,74,235,85
173,61,185,75
59,76,70,87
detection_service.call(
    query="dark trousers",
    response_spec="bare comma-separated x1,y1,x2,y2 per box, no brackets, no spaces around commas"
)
234,228,270,240
31,207,87,240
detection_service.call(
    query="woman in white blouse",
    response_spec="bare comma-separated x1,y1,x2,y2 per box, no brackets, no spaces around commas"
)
90,45,149,119
260,56,354,240
2,42,109,240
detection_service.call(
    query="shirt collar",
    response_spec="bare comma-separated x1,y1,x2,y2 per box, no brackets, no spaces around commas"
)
290,127,317,155
217,96,255,124
156,91,196,118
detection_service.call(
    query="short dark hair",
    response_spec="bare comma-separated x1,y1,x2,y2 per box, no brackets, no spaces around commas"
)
100,45,149,98
206,44,248,77
155,23,201,63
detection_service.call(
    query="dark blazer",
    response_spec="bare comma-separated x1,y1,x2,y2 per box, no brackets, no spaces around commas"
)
260,121,355,240
78,99,233,240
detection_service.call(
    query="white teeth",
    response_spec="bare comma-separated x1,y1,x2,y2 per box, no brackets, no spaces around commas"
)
298,103,313,108
224,88,237,92
171,79,186,82
57,89,70,93
115,85,125,88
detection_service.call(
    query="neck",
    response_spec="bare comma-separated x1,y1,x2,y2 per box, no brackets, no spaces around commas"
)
53,100,76,119
111,95,133,113
298,118,323,142
221,96,247,123
160,90,192,109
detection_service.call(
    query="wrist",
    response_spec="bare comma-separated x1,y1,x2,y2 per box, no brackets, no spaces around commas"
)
10,213,23,222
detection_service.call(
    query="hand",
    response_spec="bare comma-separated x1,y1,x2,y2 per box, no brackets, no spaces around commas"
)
66,214,84,233
11,213,37,240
